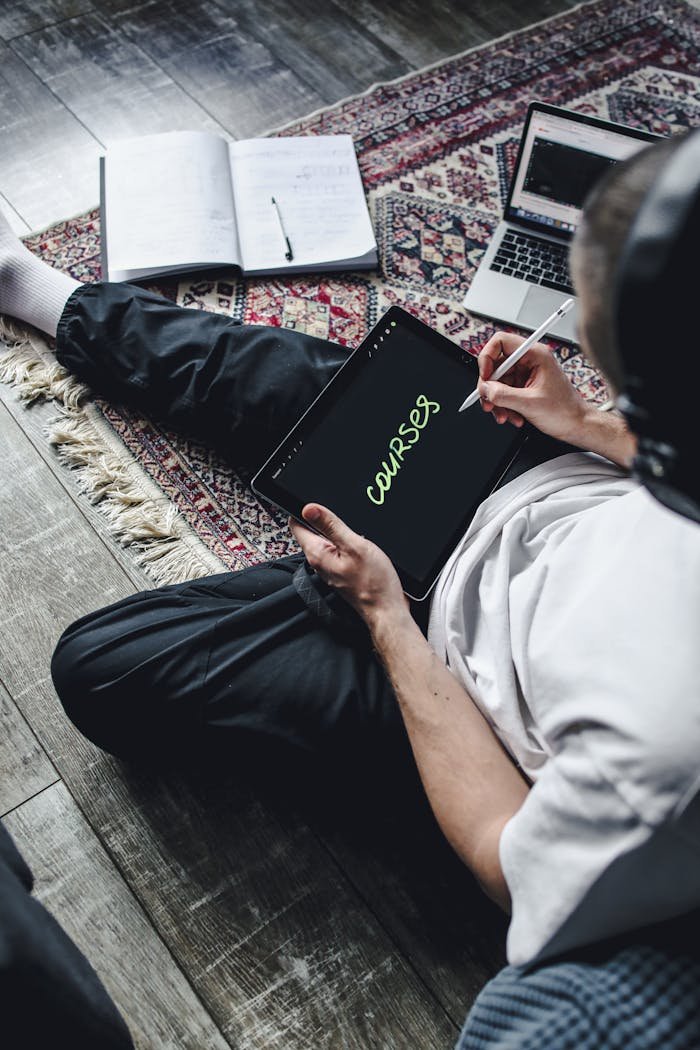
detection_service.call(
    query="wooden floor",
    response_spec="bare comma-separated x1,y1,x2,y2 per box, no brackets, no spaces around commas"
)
0,2,616,1047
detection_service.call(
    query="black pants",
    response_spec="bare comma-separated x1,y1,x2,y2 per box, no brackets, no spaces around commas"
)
51,283,410,766
0,823,134,1048
51,283,569,768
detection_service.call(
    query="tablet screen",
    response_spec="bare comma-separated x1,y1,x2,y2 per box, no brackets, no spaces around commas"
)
253,306,525,598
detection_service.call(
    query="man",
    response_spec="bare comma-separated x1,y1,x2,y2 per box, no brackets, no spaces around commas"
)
1,130,698,972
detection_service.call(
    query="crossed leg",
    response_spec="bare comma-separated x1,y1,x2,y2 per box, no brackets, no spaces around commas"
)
42,281,411,766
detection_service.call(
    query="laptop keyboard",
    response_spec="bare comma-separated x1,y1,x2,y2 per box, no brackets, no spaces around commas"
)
489,230,574,294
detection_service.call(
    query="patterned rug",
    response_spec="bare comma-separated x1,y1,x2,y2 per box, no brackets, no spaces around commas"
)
2,0,699,584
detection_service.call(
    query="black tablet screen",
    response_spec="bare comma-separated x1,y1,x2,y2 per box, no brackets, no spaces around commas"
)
255,308,524,595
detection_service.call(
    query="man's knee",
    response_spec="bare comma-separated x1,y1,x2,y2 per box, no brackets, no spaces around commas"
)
51,584,217,760
51,612,127,756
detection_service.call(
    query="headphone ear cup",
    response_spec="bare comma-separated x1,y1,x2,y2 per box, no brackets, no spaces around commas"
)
614,129,700,520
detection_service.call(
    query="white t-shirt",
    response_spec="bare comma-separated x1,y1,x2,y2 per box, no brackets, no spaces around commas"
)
428,452,700,967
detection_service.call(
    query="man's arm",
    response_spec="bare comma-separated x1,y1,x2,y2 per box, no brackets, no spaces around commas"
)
288,331,625,904
290,506,529,910
368,602,529,908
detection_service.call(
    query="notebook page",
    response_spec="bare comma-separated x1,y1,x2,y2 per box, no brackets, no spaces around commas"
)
104,131,240,280
229,135,376,273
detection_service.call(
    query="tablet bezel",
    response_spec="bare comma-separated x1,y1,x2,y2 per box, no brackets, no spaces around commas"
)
252,305,526,600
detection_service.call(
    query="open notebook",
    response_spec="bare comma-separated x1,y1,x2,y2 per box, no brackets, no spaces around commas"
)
100,131,378,282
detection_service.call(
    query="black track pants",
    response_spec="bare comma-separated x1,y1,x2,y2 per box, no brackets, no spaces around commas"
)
51,284,406,764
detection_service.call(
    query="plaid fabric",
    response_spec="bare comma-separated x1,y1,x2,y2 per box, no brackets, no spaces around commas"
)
457,939,700,1049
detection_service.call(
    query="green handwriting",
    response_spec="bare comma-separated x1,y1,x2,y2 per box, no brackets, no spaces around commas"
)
366,394,440,507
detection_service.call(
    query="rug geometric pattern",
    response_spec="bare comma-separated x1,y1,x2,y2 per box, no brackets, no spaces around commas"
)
14,0,700,578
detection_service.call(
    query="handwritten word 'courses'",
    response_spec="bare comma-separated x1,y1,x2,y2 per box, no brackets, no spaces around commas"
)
366,394,441,507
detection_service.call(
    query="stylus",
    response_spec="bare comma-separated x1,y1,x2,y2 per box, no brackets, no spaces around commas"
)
458,297,576,412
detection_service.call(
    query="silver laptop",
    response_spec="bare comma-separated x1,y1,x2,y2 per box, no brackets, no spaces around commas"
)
464,102,658,343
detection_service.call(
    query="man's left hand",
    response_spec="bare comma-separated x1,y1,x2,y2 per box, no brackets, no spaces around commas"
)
289,504,409,627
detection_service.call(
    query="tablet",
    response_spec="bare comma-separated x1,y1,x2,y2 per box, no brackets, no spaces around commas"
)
252,306,526,600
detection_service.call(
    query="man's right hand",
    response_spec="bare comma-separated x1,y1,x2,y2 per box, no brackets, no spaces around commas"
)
476,331,636,469
477,331,590,443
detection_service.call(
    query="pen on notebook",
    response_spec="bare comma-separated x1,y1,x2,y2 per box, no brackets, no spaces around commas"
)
458,297,575,412
271,196,293,262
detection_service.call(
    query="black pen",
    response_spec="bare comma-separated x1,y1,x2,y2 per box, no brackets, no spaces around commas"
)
271,196,293,261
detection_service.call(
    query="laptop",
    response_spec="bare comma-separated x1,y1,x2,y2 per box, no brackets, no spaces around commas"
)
464,102,659,343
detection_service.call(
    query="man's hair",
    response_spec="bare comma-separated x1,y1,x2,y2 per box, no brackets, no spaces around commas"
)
570,134,683,390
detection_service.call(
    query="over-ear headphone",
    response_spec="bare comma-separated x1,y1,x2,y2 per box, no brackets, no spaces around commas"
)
614,127,700,524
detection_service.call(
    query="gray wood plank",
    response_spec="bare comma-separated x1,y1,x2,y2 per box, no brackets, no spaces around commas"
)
0,0,92,41
229,0,412,103
331,0,494,68
0,400,456,1047
105,0,326,138
0,41,102,229
329,0,580,69
3,781,231,1050
312,794,507,1020
0,193,31,234
10,12,231,146
0,677,57,817
460,0,581,41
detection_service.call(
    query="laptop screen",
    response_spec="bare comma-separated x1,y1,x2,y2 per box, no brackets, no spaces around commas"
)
506,105,658,236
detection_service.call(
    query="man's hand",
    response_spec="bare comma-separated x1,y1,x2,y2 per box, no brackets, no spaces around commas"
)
477,331,590,440
477,331,636,468
289,504,409,627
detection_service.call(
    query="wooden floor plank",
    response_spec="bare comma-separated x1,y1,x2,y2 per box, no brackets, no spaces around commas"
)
0,399,456,1047
105,0,326,139
229,0,412,103
0,40,103,228
0,0,92,41
312,798,508,1021
327,0,580,69
10,11,232,146
0,678,57,817
3,782,231,1050
0,192,31,234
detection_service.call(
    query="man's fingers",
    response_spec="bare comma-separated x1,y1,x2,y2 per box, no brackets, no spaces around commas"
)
479,379,535,410
478,332,527,378
479,334,552,381
289,515,321,548
289,516,337,576
479,335,506,379
302,503,356,551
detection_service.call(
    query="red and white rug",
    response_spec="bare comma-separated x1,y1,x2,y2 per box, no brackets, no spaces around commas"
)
2,0,699,583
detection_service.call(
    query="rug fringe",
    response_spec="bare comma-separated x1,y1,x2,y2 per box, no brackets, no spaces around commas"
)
0,316,87,409
48,409,220,585
0,316,221,585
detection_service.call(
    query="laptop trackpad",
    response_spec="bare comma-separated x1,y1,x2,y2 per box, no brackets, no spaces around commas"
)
516,285,567,328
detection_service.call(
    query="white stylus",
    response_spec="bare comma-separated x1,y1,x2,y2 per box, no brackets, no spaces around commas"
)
458,297,576,412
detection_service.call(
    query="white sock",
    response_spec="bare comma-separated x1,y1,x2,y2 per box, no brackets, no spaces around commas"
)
0,208,81,338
